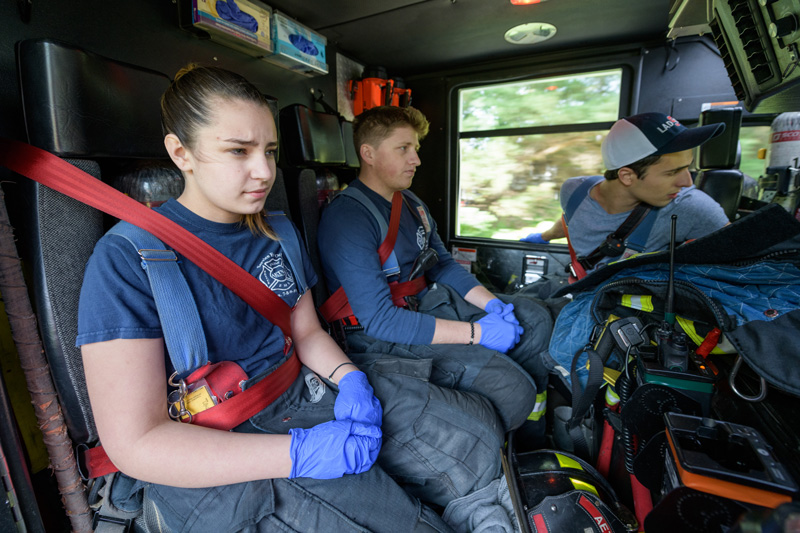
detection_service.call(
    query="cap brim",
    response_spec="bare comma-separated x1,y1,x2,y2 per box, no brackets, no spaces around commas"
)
652,122,726,155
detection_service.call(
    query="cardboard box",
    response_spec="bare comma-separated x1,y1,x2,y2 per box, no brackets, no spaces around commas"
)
264,12,328,77
188,0,273,57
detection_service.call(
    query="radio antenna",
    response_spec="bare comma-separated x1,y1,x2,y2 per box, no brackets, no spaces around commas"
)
665,214,677,325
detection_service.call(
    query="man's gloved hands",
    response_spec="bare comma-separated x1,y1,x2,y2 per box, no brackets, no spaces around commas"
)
334,370,382,427
288,420,381,479
485,298,520,326
476,312,524,353
520,233,549,244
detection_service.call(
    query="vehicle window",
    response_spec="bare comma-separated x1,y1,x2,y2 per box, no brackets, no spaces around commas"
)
457,69,622,241
738,125,771,183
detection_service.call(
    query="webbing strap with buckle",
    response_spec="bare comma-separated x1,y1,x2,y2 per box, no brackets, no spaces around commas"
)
107,223,209,376
79,352,301,479
576,202,653,272
320,190,415,324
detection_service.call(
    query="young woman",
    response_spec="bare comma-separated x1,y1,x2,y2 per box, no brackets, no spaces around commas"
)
77,65,462,531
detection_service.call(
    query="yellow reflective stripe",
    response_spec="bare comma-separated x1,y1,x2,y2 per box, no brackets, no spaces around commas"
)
555,453,583,470
621,294,653,312
527,391,547,421
676,315,703,346
570,477,600,497
605,386,620,406
676,316,732,354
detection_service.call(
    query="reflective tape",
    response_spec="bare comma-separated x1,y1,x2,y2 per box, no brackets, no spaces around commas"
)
527,391,548,421
621,294,653,312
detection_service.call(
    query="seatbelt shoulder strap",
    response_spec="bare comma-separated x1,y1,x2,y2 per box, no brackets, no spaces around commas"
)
106,222,208,376
577,203,655,272
0,138,292,337
624,206,659,253
562,214,586,282
564,175,605,223
337,186,401,276
319,190,405,323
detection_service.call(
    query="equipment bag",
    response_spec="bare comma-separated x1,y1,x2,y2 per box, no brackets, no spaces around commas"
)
548,204,800,398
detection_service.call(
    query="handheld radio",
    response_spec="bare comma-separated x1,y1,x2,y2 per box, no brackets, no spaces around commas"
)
657,215,689,372
634,214,716,414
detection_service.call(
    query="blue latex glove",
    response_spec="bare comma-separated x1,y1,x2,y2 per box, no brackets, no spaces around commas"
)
289,420,381,479
477,312,524,353
520,233,549,244
335,370,383,427
485,298,520,326
215,0,259,33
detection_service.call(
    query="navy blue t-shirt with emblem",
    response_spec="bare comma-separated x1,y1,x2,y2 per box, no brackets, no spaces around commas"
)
76,198,317,378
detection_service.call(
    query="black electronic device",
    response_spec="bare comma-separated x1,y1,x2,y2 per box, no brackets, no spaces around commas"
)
643,413,799,532
657,215,689,372
663,413,798,507
408,247,438,281
593,316,649,366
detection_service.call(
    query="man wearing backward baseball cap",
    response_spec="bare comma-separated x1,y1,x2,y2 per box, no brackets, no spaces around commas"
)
523,112,730,279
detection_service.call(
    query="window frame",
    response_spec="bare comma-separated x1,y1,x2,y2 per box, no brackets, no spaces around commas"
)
450,64,633,242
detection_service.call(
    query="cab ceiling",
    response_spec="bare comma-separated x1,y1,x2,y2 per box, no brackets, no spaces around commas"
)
266,0,673,76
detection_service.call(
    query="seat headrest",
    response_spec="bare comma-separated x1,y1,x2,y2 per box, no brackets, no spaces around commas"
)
697,107,743,170
17,38,171,158
340,120,360,168
279,104,346,167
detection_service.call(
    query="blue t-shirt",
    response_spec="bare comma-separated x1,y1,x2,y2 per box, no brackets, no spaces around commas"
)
560,176,729,273
318,180,479,344
76,199,318,377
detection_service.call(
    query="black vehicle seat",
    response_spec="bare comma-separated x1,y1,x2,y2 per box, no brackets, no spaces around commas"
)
14,37,291,516
278,104,359,309
693,107,745,221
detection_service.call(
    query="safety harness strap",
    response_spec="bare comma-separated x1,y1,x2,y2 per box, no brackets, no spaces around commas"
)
107,222,209,376
321,190,423,324
81,352,301,479
576,203,653,272
562,176,658,279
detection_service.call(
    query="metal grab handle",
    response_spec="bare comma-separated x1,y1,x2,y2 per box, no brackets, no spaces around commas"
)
729,354,767,403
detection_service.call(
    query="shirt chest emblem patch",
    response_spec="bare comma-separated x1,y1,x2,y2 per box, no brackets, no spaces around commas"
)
258,252,295,295
416,226,426,249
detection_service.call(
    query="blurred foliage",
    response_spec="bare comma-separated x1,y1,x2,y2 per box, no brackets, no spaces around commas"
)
457,70,621,239
460,70,622,131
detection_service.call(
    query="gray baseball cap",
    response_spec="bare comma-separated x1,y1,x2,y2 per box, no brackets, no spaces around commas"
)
601,112,725,170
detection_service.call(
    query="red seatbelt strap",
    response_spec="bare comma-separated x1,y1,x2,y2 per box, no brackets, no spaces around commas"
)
0,138,292,336
388,277,427,307
377,191,403,265
320,191,414,323
82,352,301,478
561,214,586,282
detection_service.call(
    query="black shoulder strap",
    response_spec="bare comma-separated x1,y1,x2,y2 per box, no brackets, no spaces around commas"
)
577,203,653,272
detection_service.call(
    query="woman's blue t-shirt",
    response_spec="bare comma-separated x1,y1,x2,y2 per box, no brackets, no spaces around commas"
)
76,199,317,377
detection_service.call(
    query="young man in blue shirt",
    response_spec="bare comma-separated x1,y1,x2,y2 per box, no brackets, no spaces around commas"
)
318,106,555,443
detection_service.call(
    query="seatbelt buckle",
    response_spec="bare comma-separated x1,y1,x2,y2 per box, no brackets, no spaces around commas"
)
340,315,364,333
93,512,132,533
598,236,625,257
404,295,420,312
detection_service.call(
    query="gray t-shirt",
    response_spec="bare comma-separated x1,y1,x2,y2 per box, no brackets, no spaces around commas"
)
560,176,729,273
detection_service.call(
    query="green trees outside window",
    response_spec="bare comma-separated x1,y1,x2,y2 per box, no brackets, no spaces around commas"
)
457,69,622,240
